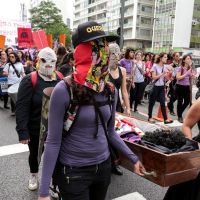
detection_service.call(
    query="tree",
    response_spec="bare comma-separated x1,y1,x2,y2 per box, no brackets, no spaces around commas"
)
29,0,71,47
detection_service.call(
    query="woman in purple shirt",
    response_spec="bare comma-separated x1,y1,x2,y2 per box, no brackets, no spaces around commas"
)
38,21,145,200
176,54,193,123
119,48,135,94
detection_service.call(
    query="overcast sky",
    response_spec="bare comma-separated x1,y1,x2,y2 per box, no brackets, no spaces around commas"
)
0,0,73,22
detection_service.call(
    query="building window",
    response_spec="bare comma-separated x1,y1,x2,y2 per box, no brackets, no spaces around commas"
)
140,29,151,36
141,5,153,13
88,7,95,13
141,17,151,25
89,0,96,4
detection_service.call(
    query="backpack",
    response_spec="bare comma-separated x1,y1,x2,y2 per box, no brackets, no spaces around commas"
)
62,76,115,140
30,71,64,88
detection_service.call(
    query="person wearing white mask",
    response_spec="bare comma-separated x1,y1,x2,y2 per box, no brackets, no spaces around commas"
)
16,47,63,191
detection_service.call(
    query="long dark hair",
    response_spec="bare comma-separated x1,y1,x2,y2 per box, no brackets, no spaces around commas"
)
60,52,74,66
5,47,13,57
124,48,134,59
180,54,192,75
57,46,66,57
155,52,167,64
181,54,192,67
70,76,114,103
7,52,20,64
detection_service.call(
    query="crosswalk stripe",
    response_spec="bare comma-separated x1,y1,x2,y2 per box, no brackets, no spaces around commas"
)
0,143,29,157
113,192,146,200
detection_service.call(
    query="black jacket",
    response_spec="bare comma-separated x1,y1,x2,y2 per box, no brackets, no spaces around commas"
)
16,73,61,141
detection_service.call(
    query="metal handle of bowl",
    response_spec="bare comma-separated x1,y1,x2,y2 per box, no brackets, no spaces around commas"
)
143,171,157,177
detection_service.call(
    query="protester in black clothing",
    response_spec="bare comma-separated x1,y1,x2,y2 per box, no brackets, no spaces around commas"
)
16,47,63,191
58,52,74,76
167,52,180,116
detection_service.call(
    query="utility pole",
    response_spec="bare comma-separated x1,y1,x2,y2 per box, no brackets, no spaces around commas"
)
120,0,125,49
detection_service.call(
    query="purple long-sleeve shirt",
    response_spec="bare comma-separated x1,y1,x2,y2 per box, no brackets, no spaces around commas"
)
39,81,139,197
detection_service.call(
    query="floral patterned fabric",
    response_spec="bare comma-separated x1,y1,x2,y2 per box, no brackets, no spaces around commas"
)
73,41,109,93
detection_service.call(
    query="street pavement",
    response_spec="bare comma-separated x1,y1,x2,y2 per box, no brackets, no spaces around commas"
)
0,86,199,200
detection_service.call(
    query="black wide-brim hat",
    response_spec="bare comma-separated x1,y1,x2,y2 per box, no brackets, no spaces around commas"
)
72,21,119,48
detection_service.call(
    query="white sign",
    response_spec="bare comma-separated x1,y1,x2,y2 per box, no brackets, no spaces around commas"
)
0,19,31,46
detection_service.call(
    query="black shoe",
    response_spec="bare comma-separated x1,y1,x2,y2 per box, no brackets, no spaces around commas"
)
164,119,173,124
111,165,123,176
170,111,176,116
4,105,10,109
178,117,183,123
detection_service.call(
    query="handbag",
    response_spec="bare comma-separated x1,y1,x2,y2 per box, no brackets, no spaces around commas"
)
146,66,164,94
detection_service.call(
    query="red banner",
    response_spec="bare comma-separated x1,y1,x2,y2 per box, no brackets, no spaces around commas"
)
17,28,34,48
32,30,48,49
0,35,5,49
59,34,66,47
46,34,53,48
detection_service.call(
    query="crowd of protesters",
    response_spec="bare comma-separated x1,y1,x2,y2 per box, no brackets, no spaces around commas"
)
0,44,197,124
0,21,198,200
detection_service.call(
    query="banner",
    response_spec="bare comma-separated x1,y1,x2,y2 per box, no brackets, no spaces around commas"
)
32,30,48,49
59,34,66,47
0,19,31,46
0,35,5,49
17,28,34,48
46,34,53,48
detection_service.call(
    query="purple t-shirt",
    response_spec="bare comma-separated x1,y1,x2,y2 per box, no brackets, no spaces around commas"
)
176,66,190,86
119,58,133,74
39,81,139,197
151,64,167,86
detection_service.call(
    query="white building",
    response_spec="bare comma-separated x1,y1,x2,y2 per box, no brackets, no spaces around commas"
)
74,0,155,49
30,0,68,26
152,0,195,53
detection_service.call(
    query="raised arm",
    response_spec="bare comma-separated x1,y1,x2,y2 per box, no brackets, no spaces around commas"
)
182,98,200,139
120,67,130,115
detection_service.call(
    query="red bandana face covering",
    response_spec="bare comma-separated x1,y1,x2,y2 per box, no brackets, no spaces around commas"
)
73,40,110,93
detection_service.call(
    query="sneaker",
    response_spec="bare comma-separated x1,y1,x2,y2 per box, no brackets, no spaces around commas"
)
170,111,176,116
178,117,183,123
148,118,155,123
164,119,173,124
50,189,59,199
11,112,15,116
28,174,38,191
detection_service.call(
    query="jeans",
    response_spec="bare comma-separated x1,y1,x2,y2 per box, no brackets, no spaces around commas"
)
56,157,111,200
130,82,145,111
28,134,39,173
148,85,167,120
167,81,177,112
8,84,15,112
176,84,190,118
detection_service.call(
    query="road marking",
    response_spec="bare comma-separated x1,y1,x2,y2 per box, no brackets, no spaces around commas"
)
0,143,29,157
113,192,146,200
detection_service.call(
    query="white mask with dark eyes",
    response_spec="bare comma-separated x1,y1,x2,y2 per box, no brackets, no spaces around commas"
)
38,47,57,77
109,43,121,69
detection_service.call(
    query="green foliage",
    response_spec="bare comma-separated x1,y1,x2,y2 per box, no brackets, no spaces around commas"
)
29,0,71,47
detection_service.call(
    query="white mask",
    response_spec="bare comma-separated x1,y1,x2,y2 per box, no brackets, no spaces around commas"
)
109,43,121,69
38,47,57,77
